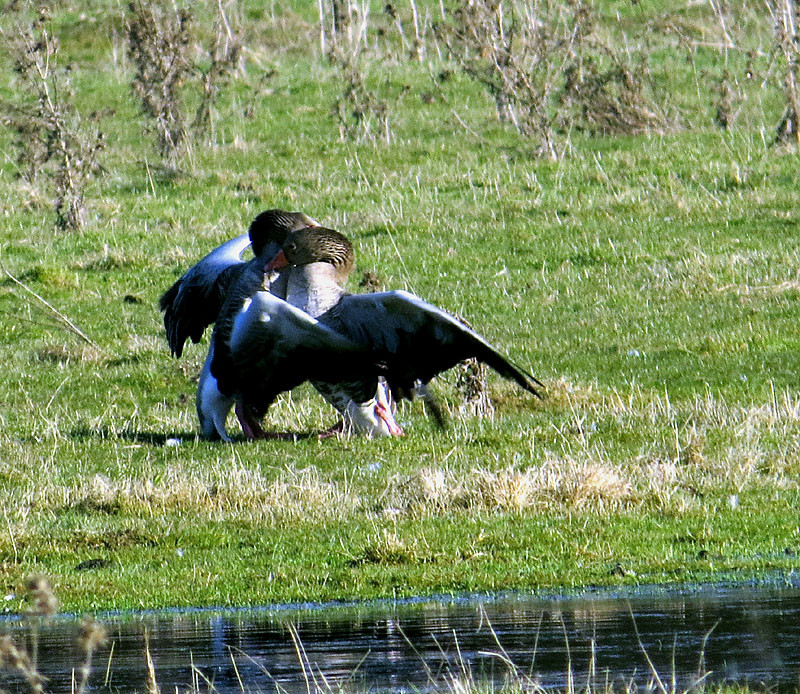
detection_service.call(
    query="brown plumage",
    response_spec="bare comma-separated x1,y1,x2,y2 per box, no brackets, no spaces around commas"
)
210,227,352,414
273,227,355,284
220,226,544,438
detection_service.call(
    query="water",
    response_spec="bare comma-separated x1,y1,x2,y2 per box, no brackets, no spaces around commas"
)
2,583,800,693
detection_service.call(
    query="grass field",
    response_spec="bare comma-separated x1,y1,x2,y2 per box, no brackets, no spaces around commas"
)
1,0,800,613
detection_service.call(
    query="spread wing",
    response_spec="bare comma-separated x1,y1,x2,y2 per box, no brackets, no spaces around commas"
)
159,234,252,357
226,291,383,418
322,290,544,400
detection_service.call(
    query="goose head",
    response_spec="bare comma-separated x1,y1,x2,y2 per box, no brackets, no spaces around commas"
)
268,226,355,285
247,209,321,258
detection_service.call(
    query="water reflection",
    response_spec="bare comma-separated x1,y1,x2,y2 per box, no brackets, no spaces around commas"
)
2,583,800,692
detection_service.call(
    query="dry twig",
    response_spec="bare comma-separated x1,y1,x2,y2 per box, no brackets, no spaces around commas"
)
771,0,800,145
0,10,104,229
2,266,105,352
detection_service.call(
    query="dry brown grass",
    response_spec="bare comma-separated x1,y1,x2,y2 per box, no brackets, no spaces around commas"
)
359,526,423,564
4,373,800,554
0,634,46,694
6,381,800,531
36,464,365,523
34,344,104,364
0,579,107,694
393,457,635,517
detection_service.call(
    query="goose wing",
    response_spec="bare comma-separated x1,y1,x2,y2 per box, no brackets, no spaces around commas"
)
226,291,383,418
159,233,252,357
324,290,544,400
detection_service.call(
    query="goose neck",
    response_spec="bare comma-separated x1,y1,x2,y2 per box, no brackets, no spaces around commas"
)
286,262,344,318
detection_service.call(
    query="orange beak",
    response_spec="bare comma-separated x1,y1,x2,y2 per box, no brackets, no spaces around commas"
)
265,250,289,272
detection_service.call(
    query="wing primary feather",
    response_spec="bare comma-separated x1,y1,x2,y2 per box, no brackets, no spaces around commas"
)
328,290,545,401
160,233,251,358
471,345,545,399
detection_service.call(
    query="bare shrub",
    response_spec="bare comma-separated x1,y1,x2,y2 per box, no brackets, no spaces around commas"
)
320,0,399,143
383,0,429,62
127,0,193,160
127,0,240,162
434,0,564,158
0,10,104,230
332,62,395,142
558,51,669,136
770,0,800,145
435,0,668,157
712,69,742,129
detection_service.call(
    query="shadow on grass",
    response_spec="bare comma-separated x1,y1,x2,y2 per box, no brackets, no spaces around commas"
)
68,427,319,446
69,427,198,446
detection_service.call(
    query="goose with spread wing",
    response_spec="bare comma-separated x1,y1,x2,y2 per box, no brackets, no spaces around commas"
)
159,209,320,439
219,289,392,439
253,226,545,436
159,209,320,358
208,226,401,439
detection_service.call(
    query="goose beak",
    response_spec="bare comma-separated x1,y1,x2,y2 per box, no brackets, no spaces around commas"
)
265,250,289,272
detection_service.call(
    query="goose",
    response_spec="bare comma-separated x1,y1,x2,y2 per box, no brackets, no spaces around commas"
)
231,226,545,437
159,209,320,358
158,209,319,439
206,225,399,439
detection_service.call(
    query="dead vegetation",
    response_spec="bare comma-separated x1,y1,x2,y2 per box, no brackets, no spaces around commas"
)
712,70,742,130
0,9,104,229
320,0,400,143
40,464,365,523
127,0,240,162
394,459,635,517
34,344,103,364
127,0,193,159
0,578,106,694
1,0,796,173
455,359,494,418
359,526,422,564
4,381,798,526
434,0,669,158
770,0,800,145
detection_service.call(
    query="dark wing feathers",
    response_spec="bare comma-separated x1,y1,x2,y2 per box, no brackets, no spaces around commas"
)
226,292,384,419
323,290,544,400
159,234,252,357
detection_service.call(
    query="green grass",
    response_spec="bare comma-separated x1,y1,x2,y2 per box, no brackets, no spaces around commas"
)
1,0,800,613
